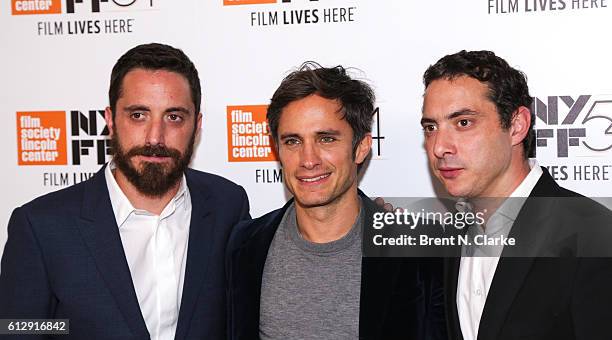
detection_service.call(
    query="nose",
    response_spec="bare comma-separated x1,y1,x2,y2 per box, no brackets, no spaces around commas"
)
431,128,455,159
145,116,165,146
300,140,321,170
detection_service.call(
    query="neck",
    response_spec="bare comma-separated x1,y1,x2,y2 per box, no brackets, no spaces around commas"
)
294,187,361,243
112,168,180,215
472,156,532,225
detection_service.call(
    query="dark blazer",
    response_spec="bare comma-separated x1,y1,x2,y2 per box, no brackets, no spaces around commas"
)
0,166,250,340
444,168,612,340
226,192,446,340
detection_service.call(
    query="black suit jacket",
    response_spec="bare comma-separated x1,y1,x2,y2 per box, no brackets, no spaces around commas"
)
0,166,250,339
226,192,446,340
444,168,612,340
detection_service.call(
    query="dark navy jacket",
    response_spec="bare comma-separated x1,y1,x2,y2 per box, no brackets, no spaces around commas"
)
0,166,250,339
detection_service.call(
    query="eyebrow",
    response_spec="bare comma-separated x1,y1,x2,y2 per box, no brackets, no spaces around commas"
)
165,106,192,115
123,105,192,115
448,109,478,119
279,132,300,140
316,129,341,136
124,105,150,112
279,129,342,140
421,109,478,125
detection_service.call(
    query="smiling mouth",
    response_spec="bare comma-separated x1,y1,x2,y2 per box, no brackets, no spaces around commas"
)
299,173,331,183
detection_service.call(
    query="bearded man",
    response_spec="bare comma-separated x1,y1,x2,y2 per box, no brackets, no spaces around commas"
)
0,43,250,340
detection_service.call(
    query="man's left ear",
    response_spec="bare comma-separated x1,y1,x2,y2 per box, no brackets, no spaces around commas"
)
510,106,531,147
355,133,372,164
196,112,203,133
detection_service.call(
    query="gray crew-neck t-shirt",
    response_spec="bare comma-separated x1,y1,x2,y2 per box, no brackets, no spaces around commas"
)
259,201,364,340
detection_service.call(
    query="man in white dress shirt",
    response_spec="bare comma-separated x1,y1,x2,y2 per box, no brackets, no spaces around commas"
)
420,50,612,340
0,43,250,339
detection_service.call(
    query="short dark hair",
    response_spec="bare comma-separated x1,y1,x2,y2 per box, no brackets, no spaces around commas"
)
109,43,201,117
267,61,375,156
423,50,535,157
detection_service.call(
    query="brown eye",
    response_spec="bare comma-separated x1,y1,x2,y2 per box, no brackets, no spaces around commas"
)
458,119,471,127
422,124,436,132
284,138,299,145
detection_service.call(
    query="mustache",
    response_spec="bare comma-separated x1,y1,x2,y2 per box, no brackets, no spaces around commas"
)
124,144,181,159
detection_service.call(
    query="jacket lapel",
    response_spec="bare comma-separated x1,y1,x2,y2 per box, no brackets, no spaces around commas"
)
78,166,149,338
476,168,561,339
444,257,463,340
174,172,217,340
358,194,400,338
229,202,288,339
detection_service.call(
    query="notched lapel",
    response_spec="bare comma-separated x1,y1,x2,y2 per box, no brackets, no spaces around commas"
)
359,197,402,338
444,257,463,340
77,168,149,338
230,231,274,338
228,203,289,339
175,181,217,340
477,180,556,340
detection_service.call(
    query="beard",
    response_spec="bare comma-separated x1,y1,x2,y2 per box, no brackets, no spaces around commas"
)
111,131,195,197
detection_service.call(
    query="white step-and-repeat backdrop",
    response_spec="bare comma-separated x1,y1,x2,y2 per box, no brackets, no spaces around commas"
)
1,0,611,258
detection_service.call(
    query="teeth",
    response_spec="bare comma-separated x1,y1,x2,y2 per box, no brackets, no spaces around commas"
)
301,174,329,182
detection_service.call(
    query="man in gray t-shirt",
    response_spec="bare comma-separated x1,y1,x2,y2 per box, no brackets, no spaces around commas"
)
259,200,364,339
226,63,446,340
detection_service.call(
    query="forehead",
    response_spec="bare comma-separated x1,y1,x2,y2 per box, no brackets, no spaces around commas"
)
278,94,351,133
422,76,495,118
118,68,194,109
120,69,190,95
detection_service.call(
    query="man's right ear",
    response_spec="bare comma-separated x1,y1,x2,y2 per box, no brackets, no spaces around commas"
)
104,107,114,137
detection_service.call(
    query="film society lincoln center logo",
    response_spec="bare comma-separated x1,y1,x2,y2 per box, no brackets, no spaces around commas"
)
11,0,156,36
11,0,61,15
11,0,154,15
227,105,277,162
17,110,111,166
17,111,67,165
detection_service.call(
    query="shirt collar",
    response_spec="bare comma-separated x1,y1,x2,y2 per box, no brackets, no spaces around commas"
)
508,159,542,198
160,175,190,219
104,161,190,228
495,159,542,221
457,159,543,236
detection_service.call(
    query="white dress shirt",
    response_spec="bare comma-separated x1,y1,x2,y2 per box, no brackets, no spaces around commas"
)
457,160,542,340
105,163,191,340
